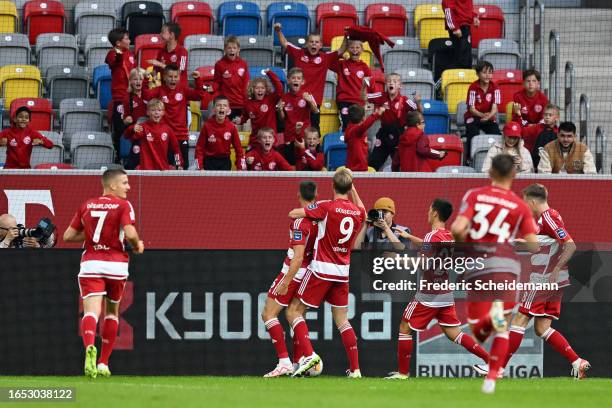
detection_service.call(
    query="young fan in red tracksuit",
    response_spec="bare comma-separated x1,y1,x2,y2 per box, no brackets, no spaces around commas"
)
295,127,324,171
195,95,246,171
246,127,293,171
148,22,189,87
0,106,53,169
512,69,549,135
213,36,250,120
398,111,446,172
124,99,182,170
442,0,479,69
526,104,560,169
236,69,284,149
344,105,385,171
119,68,149,169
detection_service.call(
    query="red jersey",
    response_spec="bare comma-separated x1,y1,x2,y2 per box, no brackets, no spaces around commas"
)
241,70,283,147
246,147,292,171
331,57,372,105
0,126,53,169
285,43,337,104
195,117,245,169
143,80,204,140
213,55,249,108
367,92,418,127
282,218,319,280
521,123,558,152
125,120,182,170
415,228,455,306
281,90,313,143
295,147,324,171
303,199,366,282
398,127,420,172
344,111,380,171
69,194,136,278
118,92,148,123
512,90,548,126
458,185,538,278
530,208,572,287
105,48,136,102
442,0,476,31
465,80,501,121
155,44,189,87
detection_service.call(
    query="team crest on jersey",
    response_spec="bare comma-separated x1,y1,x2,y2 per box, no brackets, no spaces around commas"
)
307,203,318,210
208,135,217,143
343,68,350,76
555,228,567,239
9,138,17,146
374,138,382,147
260,104,269,112
269,162,277,170
146,133,154,142
314,56,322,64
175,93,183,101
116,104,124,114
224,132,232,140
293,230,303,241
170,55,177,62
132,145,140,154
223,70,231,78
357,70,364,78
23,136,31,145
129,56,135,64
238,68,245,76
534,104,543,113
486,93,492,102
161,132,168,141
298,99,307,108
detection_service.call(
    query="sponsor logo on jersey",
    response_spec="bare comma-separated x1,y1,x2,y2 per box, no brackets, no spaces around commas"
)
9,138,18,147
555,228,567,239
208,135,216,143
223,70,231,78
224,132,232,141
269,162,277,170
293,230,303,241
285,103,293,111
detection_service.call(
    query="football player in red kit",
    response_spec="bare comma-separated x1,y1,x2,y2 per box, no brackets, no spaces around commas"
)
262,180,319,377
63,169,144,378
0,106,53,169
451,154,539,394
246,128,293,171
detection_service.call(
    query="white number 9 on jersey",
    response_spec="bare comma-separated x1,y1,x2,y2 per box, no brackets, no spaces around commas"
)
338,216,354,244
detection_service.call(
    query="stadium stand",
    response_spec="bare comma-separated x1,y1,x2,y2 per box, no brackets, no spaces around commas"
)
189,100,201,131
435,165,476,173
324,70,336,101
29,130,63,166
472,4,505,48
185,34,224,72
381,37,421,74
322,130,345,170
441,68,478,114
46,65,89,109
238,35,274,66
316,3,358,47
267,2,310,46
0,0,18,33
471,133,502,172
121,1,165,43
413,3,446,49
0,33,30,66
0,64,41,107
23,0,65,45
365,3,408,38
134,34,164,69
477,39,521,70
9,97,53,130
59,98,102,149
394,67,435,100
319,99,340,139
492,69,523,117
91,64,112,110
218,1,261,36
428,37,455,83
171,1,214,44
35,34,79,76
84,34,111,72
70,130,114,168
74,1,117,49
455,101,467,134
249,66,287,91
422,99,450,135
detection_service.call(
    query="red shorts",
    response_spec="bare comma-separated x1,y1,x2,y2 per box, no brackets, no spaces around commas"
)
267,272,302,307
402,300,461,331
297,269,349,308
519,290,563,320
78,277,127,303
466,273,518,323
466,301,517,324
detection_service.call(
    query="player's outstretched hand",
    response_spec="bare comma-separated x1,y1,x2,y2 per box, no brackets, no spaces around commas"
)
453,29,462,38
273,23,282,32
134,124,144,133
133,240,145,254
191,70,201,79
32,138,43,146
375,106,386,116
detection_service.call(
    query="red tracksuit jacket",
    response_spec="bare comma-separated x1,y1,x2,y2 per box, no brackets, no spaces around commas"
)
195,117,245,169
125,120,182,170
295,147,324,171
241,70,283,147
105,48,136,102
246,147,293,171
345,112,381,171
213,56,250,109
0,126,53,169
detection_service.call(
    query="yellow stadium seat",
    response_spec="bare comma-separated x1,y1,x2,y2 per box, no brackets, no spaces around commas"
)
320,99,340,139
441,69,477,114
189,101,201,132
368,166,376,172
0,65,41,107
238,131,250,148
0,1,18,33
230,146,236,170
331,36,373,66
506,101,514,119
414,4,447,49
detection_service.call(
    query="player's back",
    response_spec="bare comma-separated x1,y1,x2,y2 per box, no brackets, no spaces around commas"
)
532,207,571,286
282,217,319,276
416,228,455,305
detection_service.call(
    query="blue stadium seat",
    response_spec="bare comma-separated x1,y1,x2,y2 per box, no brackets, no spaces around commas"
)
422,100,450,135
323,131,346,170
92,65,112,110
248,67,287,92
267,2,309,46
218,1,261,36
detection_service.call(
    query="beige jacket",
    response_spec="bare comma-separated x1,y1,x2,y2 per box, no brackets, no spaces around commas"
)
538,140,597,174
482,140,534,173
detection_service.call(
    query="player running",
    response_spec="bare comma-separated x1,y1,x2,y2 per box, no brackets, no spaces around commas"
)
262,180,319,377
386,199,490,379
451,154,539,394
474,183,590,379
63,169,144,379
286,169,366,378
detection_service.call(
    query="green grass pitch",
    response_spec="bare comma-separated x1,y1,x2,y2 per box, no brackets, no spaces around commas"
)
0,376,610,408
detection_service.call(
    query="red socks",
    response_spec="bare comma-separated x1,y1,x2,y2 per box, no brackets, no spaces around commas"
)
81,313,98,348
454,332,490,362
264,318,289,359
99,315,119,365
338,323,359,372
397,333,413,375
291,317,314,357
541,328,579,363
487,332,509,380
471,315,493,343
503,325,525,367
292,331,302,364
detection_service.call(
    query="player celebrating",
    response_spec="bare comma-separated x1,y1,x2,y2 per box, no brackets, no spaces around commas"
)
262,180,319,377
63,169,144,378
451,154,539,394
475,183,589,379
386,199,490,379
286,169,366,378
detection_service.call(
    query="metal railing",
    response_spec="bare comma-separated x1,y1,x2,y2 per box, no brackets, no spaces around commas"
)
548,31,560,106
564,61,575,122
533,0,545,72
519,0,531,69
595,126,607,174
579,94,590,143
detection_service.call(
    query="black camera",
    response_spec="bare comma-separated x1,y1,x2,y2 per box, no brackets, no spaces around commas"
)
14,218,56,247
368,209,384,222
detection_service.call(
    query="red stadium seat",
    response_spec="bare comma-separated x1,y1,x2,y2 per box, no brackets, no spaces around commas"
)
171,2,214,45
135,34,164,69
23,0,65,45
34,163,74,169
365,3,408,37
493,69,522,112
316,3,358,47
426,134,463,172
371,68,385,93
195,66,216,108
472,4,504,48
9,98,53,131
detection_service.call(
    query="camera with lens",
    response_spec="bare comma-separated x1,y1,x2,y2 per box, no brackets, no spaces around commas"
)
367,209,384,222
13,217,56,248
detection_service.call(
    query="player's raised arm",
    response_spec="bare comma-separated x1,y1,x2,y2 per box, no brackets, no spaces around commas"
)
123,224,144,254
451,215,470,242
349,185,365,212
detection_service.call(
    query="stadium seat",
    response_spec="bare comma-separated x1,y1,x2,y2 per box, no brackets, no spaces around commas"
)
436,165,476,173
249,66,287,91
382,37,421,74
171,2,213,44
0,65,41,107
82,162,123,170
394,68,435,100
493,69,523,115
441,69,477,114
456,101,467,132
365,3,408,37
283,35,306,69
35,33,78,75
218,1,261,36
189,100,201,131
187,131,198,168
320,100,340,139
0,33,31,66
74,1,117,49
471,133,501,172
267,2,309,46
422,100,450,135
322,131,346,170
426,133,463,171
135,34,164,70
92,65,112,110
477,39,521,70
30,130,63,167
414,4,446,49
70,131,114,169
34,162,74,169
331,36,372,66
46,65,89,109
324,71,336,100
84,34,111,72
238,36,274,67
0,1,18,33
59,98,102,149
472,4,504,49
428,38,455,82
316,3,358,47
24,0,65,45
9,98,53,130
122,1,165,43
185,35,224,72
238,131,249,147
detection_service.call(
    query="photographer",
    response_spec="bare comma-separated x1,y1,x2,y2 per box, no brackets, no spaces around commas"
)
0,213,56,248
354,197,411,251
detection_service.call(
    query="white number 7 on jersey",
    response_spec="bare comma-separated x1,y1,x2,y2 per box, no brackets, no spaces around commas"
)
338,216,354,244
91,210,108,243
